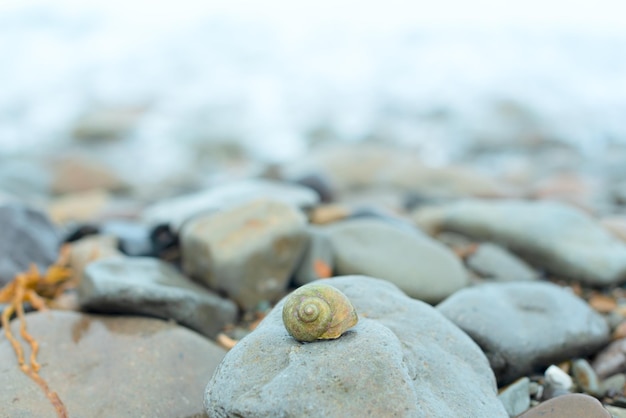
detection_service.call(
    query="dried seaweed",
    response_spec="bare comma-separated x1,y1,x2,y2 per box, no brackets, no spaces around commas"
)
0,245,73,418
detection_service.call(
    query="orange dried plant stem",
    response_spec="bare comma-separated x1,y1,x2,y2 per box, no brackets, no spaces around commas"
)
0,247,72,418
2,303,26,366
17,298,40,372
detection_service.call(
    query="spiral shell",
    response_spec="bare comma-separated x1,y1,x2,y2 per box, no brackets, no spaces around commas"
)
282,283,358,342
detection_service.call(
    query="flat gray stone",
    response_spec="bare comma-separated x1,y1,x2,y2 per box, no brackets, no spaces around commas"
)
0,204,60,286
325,218,468,303
181,198,309,310
467,243,538,281
143,178,319,230
437,281,610,385
414,199,626,285
498,377,530,417
205,276,507,418
0,311,225,418
79,257,238,338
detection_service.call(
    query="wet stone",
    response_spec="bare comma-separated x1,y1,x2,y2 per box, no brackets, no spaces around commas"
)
0,310,226,418
79,257,238,338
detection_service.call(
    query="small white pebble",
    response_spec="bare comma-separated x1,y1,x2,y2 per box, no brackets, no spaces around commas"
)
544,364,573,390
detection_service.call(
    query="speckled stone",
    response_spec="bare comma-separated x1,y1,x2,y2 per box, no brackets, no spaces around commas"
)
437,281,610,385
516,393,611,418
181,198,308,310
79,257,238,338
413,199,626,286
205,276,507,418
0,311,225,418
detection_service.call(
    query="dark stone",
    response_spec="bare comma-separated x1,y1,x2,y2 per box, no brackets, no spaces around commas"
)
0,204,60,286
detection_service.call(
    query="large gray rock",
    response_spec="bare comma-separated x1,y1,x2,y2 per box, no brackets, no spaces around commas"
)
79,257,238,338
437,281,610,385
325,219,468,303
182,198,309,310
205,276,507,418
0,311,225,418
414,199,626,285
143,178,319,230
0,204,60,286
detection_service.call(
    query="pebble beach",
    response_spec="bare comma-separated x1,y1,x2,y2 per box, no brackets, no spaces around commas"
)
2,2,626,417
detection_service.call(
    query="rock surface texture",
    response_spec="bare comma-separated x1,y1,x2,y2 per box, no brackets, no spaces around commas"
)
325,219,468,303
143,179,319,230
437,281,610,384
516,393,611,418
466,242,538,281
413,199,626,285
0,204,60,286
0,311,226,418
205,276,507,418
79,256,238,338
181,198,309,310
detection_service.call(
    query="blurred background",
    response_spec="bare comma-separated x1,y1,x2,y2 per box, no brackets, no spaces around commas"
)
1,0,626,209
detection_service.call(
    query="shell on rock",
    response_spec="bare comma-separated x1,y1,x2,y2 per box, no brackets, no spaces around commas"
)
282,283,358,342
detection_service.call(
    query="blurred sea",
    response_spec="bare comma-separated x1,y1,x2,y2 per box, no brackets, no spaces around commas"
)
1,0,626,164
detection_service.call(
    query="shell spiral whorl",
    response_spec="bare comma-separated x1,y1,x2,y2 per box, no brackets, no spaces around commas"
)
282,283,358,342
298,297,324,322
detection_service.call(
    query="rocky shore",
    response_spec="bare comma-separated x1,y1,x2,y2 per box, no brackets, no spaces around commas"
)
2,139,626,417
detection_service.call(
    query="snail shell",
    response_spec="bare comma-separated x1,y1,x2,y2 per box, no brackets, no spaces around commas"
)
282,283,358,342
